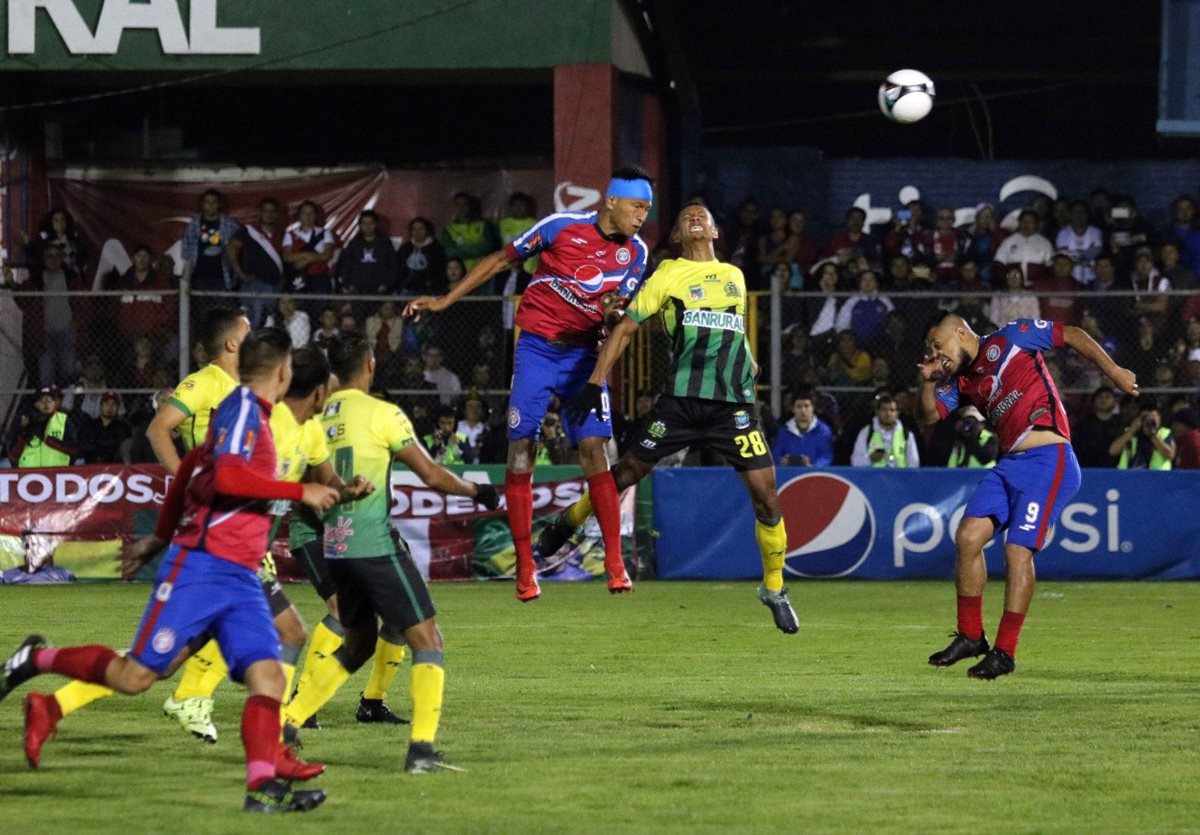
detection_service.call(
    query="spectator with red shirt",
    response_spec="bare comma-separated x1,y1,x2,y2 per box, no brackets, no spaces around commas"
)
1030,251,1079,324
824,206,880,270
883,208,933,271
283,200,338,316
1171,409,1200,469
113,243,178,355
994,209,1053,288
929,207,968,287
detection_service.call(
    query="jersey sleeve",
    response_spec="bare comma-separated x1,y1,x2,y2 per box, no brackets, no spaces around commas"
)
1005,318,1063,352
934,380,961,419
505,214,574,261
625,264,670,324
212,392,262,464
167,372,210,417
616,238,651,300
378,403,419,454
303,419,329,468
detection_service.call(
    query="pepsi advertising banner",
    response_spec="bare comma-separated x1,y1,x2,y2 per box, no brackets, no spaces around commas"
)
652,468,1200,581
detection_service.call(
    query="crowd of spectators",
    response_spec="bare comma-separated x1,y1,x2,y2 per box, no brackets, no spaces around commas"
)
2,182,1198,469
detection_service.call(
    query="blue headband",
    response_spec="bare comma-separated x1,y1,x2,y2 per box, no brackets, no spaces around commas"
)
607,177,653,201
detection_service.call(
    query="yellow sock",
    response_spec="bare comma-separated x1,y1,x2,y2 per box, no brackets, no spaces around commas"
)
279,643,302,703
53,680,114,718
409,651,445,745
294,616,344,700
172,640,228,701
283,651,351,727
363,637,406,700
755,517,787,592
566,492,593,528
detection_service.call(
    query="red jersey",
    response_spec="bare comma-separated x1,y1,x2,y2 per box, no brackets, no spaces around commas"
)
507,211,648,346
173,387,281,570
935,319,1070,453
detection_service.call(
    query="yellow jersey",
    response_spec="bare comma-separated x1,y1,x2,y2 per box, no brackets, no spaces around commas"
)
168,363,238,450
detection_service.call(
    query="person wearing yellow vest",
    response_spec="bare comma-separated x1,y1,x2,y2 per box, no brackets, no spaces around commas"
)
8,386,81,468
1112,399,1176,470
948,408,999,469
851,392,921,467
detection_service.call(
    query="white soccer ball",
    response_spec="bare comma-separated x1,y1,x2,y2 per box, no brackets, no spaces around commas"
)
878,69,936,124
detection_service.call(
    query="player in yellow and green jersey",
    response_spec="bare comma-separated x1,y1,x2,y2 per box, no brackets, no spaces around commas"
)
281,333,499,773
541,201,799,634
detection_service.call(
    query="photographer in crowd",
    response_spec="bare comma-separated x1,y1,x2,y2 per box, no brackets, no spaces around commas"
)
947,407,999,469
1111,398,1176,470
4,386,82,468
422,405,472,465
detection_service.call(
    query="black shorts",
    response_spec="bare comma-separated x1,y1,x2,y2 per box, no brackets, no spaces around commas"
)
291,540,336,601
326,535,436,634
629,395,773,472
261,577,292,618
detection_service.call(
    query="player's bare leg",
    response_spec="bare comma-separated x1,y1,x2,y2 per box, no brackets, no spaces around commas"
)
929,515,994,667
578,436,630,593
966,543,1034,680
738,466,797,634
506,438,541,601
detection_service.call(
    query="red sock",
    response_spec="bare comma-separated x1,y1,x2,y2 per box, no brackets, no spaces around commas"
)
587,471,624,575
956,595,984,641
993,610,1026,657
33,646,117,685
241,694,281,790
505,470,534,575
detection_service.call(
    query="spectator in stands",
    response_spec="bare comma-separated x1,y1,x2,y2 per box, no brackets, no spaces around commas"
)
113,243,178,362
421,344,461,405
311,307,340,351
1106,196,1154,274
444,257,467,292
443,192,500,271
26,208,89,284
1031,251,1079,323
1160,240,1197,292
396,217,447,295
957,259,984,292
1086,254,1128,341
339,209,397,302
422,405,471,464
227,197,284,327
728,199,763,287
824,206,880,270
994,208,1053,287
81,391,131,464
283,200,338,314
1072,385,1124,468
1055,200,1104,285
826,329,872,387
181,189,240,314
850,392,920,468
338,310,359,335
947,407,999,468
835,269,893,352
772,389,833,467
1112,399,1175,470
806,260,842,352
6,386,81,467
394,354,439,422
1115,315,1164,390
535,410,575,465
7,244,91,387
456,393,491,463
125,388,176,464
365,299,404,361
1185,347,1200,388
264,294,311,350
985,265,1037,328
965,204,1006,286
1164,195,1200,275
779,326,818,395
759,207,796,281
1170,409,1200,469
468,360,505,419
1063,311,1115,392
787,210,818,277
1130,246,1172,332
124,334,158,389
1048,198,1072,242
497,193,539,296
883,207,933,272
929,207,967,287
63,354,110,419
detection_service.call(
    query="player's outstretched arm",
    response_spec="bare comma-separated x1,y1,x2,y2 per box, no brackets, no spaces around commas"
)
1063,325,1139,396
395,443,499,509
562,316,640,425
403,249,516,320
146,401,188,475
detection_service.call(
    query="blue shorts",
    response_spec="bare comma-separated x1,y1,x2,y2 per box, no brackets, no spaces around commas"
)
129,545,280,682
507,332,611,446
963,443,1082,551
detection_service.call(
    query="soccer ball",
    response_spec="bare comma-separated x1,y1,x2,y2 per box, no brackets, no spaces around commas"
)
878,69,936,124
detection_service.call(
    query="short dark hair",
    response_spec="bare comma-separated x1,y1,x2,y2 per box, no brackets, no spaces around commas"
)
435,405,456,421
845,206,867,220
200,188,223,205
610,164,653,186
1018,208,1040,224
1139,397,1161,414
409,216,434,237
131,243,153,256
286,347,331,399
359,209,378,223
793,388,816,404
200,306,245,360
239,327,293,381
259,196,279,210
327,332,372,382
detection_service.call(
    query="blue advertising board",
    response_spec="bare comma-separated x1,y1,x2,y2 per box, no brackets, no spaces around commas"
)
653,468,1200,581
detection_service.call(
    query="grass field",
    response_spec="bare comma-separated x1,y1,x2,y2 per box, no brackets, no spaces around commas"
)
0,580,1197,834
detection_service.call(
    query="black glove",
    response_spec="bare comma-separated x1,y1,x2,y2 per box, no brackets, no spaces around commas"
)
563,383,607,426
474,482,500,511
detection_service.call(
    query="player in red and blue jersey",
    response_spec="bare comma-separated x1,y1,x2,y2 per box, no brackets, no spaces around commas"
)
405,166,652,601
0,329,341,813
916,315,1138,679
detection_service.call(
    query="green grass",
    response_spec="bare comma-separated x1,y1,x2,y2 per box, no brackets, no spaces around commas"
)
1,581,1198,834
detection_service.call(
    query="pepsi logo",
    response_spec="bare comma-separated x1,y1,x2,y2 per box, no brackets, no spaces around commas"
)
986,344,1001,362
779,473,876,577
573,264,607,293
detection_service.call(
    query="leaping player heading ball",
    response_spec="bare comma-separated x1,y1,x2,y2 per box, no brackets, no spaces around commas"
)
404,166,652,601
917,314,1138,679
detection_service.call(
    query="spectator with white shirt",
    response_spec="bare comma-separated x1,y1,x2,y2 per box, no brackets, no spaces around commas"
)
1055,201,1104,285
422,344,462,405
993,209,1053,287
264,294,311,349
806,261,843,355
1130,246,1172,334
988,265,1041,326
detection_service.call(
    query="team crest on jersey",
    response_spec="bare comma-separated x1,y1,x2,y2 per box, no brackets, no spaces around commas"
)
688,285,704,300
724,281,741,298
986,344,1001,362
326,425,336,439
507,407,521,429
648,420,667,439
616,247,631,265
180,381,194,390
323,401,341,417
151,627,176,655
733,410,751,429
